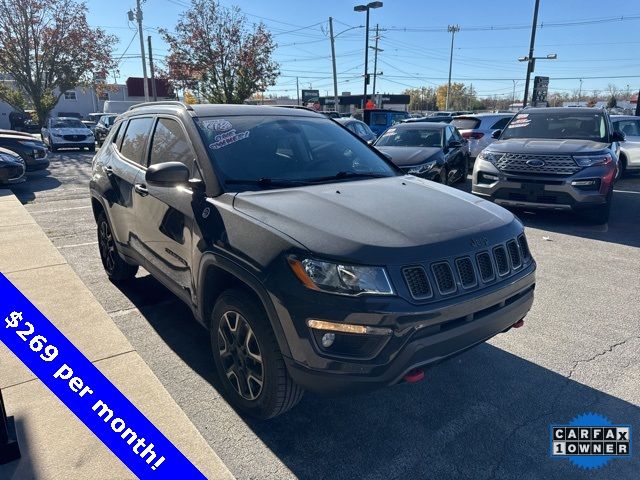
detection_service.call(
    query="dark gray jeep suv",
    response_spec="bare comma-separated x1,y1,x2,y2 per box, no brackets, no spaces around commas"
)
472,107,624,223
90,102,536,418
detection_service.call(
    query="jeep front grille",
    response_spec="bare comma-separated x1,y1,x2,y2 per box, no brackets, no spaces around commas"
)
402,236,532,301
494,153,581,176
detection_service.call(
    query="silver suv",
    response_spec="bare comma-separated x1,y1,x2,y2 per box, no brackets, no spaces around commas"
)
452,113,514,159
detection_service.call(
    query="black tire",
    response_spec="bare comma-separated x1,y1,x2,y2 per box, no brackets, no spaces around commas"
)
88,145,96,153
97,211,138,281
211,289,304,419
456,157,469,184
616,155,627,180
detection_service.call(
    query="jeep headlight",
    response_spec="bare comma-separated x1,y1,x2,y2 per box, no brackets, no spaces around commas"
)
573,154,612,167
477,151,504,164
408,162,436,175
288,257,394,296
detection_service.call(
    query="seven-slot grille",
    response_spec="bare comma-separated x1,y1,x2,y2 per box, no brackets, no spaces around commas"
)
403,237,532,301
493,153,581,176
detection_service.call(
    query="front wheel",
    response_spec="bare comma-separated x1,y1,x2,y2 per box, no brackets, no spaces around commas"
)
616,155,627,180
211,289,304,419
580,201,611,224
97,212,138,281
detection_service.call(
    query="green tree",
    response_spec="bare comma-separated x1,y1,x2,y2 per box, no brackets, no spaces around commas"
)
404,86,437,111
0,0,117,125
161,0,279,104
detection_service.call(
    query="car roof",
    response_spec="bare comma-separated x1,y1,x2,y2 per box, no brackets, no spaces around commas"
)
392,122,447,130
124,103,326,119
610,115,638,121
54,117,82,121
334,117,361,124
521,107,605,114
454,113,513,119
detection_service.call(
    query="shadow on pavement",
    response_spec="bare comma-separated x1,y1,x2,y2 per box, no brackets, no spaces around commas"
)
115,274,639,480
0,417,38,480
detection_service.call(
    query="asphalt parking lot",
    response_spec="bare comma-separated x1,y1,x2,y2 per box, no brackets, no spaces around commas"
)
8,151,640,480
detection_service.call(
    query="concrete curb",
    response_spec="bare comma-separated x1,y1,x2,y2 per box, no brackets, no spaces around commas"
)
0,190,235,479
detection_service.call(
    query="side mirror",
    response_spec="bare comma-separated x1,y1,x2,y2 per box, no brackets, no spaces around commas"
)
611,130,626,142
448,140,462,148
145,161,190,186
491,129,502,139
367,139,375,146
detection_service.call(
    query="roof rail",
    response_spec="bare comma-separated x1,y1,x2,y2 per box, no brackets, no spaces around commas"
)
128,101,194,111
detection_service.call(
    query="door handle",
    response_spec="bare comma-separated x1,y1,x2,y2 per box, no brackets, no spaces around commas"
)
134,183,149,196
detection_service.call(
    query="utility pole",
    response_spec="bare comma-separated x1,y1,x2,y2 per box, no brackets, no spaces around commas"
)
134,0,149,102
371,24,382,106
147,36,157,102
578,78,583,103
296,77,300,106
522,0,540,107
329,17,339,112
445,24,460,111
512,80,517,106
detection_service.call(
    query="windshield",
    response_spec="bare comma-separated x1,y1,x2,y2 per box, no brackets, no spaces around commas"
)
501,112,608,142
375,126,443,148
52,119,84,129
195,115,397,191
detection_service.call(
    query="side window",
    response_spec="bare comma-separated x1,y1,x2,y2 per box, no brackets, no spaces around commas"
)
490,117,511,130
119,117,154,165
149,118,194,170
347,123,358,134
445,127,454,144
112,121,126,150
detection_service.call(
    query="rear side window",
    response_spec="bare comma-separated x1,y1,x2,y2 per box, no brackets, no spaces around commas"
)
149,118,194,170
490,117,512,130
119,117,154,165
451,117,480,130
354,122,368,136
112,121,126,150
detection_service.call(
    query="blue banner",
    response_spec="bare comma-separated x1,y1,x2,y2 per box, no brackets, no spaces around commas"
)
0,273,206,479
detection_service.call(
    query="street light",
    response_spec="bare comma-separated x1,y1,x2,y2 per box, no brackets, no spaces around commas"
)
354,1,383,108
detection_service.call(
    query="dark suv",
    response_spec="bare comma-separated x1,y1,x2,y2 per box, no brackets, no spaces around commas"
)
90,102,536,418
472,107,624,223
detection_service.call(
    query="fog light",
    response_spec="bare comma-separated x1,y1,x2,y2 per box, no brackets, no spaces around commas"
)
571,180,596,186
321,333,335,348
483,173,499,181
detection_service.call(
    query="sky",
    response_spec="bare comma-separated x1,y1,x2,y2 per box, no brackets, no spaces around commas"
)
86,0,640,102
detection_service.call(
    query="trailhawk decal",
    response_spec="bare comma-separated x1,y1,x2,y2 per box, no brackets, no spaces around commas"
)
209,129,250,150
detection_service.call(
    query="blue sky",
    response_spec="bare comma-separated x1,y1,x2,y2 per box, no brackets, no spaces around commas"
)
86,0,640,101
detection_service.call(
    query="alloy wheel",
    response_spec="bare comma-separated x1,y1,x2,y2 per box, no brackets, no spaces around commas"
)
218,310,264,401
98,220,116,274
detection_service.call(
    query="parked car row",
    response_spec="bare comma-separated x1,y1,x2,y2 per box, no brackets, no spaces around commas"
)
0,130,49,184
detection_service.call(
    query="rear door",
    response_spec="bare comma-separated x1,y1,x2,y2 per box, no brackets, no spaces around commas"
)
105,116,154,253
133,116,199,300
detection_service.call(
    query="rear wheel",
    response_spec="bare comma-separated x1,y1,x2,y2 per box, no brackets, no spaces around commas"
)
580,190,612,225
97,212,138,281
88,145,96,152
456,157,469,184
211,289,304,419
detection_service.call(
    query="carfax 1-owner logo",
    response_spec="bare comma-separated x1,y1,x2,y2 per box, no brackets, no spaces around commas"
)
550,413,632,470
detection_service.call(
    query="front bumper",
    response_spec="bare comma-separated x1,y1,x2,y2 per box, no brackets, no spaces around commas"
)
14,149,49,171
471,157,614,210
51,137,95,150
279,265,535,394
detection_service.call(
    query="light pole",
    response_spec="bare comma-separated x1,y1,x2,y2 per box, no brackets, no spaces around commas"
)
445,24,460,111
354,2,383,109
578,78,583,103
512,80,518,106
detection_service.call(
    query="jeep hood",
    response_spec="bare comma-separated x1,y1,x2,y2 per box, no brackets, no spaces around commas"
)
489,138,609,154
232,176,520,265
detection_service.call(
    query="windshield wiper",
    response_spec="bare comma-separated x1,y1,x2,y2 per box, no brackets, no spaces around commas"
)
224,178,310,187
303,171,392,183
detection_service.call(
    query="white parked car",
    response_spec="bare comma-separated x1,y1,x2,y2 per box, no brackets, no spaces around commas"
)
611,115,640,178
451,113,513,159
41,117,95,152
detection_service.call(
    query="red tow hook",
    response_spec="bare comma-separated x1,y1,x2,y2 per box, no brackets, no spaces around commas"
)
403,368,425,383
512,319,525,329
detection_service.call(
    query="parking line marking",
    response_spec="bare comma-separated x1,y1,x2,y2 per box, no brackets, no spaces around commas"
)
30,205,92,214
58,241,99,249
